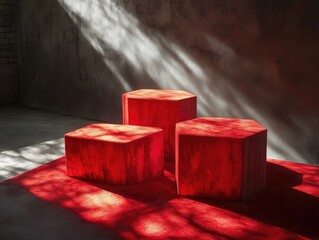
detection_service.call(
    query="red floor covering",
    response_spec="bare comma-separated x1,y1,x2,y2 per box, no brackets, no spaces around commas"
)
5,157,319,239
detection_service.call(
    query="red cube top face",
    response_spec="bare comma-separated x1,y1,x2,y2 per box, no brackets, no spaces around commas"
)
123,89,195,101
65,124,162,143
177,117,267,139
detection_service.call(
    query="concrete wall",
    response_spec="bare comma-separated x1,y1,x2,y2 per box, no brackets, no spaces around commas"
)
0,0,18,104
18,0,319,164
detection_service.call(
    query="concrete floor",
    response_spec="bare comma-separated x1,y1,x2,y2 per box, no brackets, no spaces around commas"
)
0,106,94,182
1,106,318,239
0,106,120,240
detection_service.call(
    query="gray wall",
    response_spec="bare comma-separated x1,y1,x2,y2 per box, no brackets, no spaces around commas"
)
18,0,319,164
0,0,18,104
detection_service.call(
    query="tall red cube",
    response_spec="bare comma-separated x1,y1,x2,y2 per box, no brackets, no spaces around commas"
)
123,89,197,161
65,124,163,185
176,117,267,200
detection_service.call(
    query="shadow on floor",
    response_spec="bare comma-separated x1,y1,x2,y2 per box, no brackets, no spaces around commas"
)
1,157,318,239
0,181,120,240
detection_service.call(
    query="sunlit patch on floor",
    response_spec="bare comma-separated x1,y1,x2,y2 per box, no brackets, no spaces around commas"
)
3,157,317,239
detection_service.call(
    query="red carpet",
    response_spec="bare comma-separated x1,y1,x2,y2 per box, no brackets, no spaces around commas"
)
4,157,319,239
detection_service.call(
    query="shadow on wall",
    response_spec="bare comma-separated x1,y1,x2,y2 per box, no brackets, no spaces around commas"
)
19,0,319,164
56,0,319,164
18,0,137,122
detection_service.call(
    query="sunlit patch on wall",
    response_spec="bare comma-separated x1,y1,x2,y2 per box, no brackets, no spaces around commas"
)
55,0,312,163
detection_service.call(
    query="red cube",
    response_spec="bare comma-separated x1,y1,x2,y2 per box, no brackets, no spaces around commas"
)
65,124,163,185
176,117,267,200
123,89,197,161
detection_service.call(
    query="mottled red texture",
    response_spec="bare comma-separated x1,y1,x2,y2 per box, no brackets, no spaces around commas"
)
176,117,267,200
8,157,319,239
65,123,164,185
123,89,197,162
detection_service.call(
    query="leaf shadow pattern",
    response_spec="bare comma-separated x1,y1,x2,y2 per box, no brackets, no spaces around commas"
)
2,157,318,239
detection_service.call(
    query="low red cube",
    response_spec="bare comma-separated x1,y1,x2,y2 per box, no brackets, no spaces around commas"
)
176,117,267,200
123,89,197,161
65,124,163,185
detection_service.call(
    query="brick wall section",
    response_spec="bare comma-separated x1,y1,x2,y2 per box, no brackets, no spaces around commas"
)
0,0,17,64
0,0,18,104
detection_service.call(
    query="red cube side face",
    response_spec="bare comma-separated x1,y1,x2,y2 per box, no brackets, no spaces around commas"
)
242,131,267,199
126,131,164,184
123,98,179,161
65,136,128,184
176,134,244,200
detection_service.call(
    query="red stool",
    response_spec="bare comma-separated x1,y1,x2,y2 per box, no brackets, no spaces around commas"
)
176,117,267,200
123,89,197,161
65,124,163,185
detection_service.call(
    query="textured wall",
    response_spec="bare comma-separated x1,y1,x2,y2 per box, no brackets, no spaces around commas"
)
0,0,18,104
18,0,319,164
